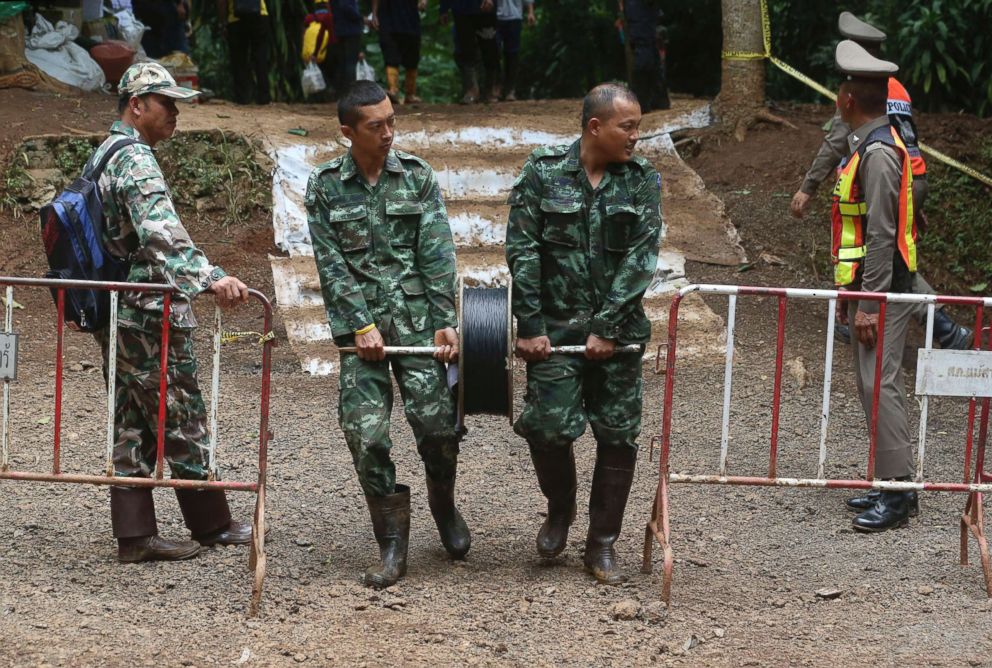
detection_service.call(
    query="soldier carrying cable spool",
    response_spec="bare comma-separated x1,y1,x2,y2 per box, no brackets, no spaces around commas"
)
305,81,469,589
506,83,663,584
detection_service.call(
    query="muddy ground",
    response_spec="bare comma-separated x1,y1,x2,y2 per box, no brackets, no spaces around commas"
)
0,90,991,666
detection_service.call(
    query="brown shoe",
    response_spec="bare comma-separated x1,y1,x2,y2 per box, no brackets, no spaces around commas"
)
197,520,253,546
118,535,201,563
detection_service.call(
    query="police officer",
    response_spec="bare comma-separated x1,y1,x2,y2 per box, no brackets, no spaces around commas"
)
305,81,468,588
506,83,663,584
832,42,918,531
91,63,252,562
790,12,972,351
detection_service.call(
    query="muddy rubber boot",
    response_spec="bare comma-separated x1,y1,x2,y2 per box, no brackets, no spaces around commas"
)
385,66,401,104
403,68,422,104
529,444,577,559
933,308,974,350
111,486,200,562
364,484,411,589
175,489,252,546
426,472,471,559
459,66,479,104
583,445,637,585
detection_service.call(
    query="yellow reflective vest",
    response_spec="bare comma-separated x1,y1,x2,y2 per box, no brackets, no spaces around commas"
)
831,125,917,287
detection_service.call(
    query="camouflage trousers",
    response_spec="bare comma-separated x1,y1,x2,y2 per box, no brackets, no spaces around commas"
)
514,352,644,452
93,324,211,480
337,334,460,497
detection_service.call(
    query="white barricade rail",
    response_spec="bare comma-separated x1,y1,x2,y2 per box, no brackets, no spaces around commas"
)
642,284,992,604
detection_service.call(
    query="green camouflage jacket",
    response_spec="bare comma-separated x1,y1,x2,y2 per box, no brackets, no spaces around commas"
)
305,149,458,344
92,121,224,330
505,139,663,345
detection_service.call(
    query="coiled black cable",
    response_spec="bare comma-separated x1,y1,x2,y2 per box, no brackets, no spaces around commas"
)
461,286,511,416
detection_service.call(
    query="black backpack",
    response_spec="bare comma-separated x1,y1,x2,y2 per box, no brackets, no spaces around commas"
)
39,138,137,332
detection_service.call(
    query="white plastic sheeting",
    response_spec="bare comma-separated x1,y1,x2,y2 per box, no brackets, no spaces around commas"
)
25,16,106,92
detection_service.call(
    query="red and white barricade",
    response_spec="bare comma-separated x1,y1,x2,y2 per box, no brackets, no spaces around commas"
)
643,284,992,603
0,276,274,616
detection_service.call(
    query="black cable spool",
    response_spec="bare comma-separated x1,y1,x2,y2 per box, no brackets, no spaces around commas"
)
457,280,513,424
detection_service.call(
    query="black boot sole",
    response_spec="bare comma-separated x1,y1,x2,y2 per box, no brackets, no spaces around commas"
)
846,503,919,518
852,516,910,533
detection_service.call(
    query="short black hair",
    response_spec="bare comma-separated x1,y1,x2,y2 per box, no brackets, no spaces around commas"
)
338,81,388,126
841,77,887,116
118,95,131,114
581,83,640,129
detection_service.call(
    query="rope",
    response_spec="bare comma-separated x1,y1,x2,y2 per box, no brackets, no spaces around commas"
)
220,330,275,345
721,0,992,188
460,286,511,416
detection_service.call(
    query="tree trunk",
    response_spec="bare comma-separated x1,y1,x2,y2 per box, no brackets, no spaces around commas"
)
714,0,792,140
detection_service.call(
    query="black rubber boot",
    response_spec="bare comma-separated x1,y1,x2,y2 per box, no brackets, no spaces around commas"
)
933,308,974,350
111,486,200,562
583,445,637,584
529,444,577,559
846,489,919,517
426,472,471,559
852,490,912,533
363,484,411,589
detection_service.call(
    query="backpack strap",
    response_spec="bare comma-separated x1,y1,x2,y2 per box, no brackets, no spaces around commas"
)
85,137,139,181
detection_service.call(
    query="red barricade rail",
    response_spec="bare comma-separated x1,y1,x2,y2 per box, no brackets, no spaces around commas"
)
0,276,274,616
643,284,992,604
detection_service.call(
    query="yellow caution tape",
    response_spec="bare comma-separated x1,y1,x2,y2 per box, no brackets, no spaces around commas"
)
720,0,992,188
220,330,276,345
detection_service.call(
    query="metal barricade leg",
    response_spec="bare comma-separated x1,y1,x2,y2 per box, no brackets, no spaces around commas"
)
249,482,267,617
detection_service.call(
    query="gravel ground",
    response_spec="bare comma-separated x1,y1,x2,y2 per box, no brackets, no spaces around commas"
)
0,282,991,668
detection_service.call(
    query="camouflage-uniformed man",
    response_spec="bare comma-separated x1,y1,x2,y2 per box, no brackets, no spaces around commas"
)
789,11,972,351
90,63,253,562
306,81,469,588
506,83,662,584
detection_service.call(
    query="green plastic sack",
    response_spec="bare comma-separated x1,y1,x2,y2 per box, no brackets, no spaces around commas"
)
0,2,29,21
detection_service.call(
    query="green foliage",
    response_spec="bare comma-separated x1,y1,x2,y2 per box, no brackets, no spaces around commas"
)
189,0,307,102
918,138,992,294
870,0,992,116
157,131,271,227
364,2,459,103
53,138,97,178
0,152,29,215
517,0,626,99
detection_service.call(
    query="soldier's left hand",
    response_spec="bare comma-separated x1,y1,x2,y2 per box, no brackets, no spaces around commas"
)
434,327,459,363
854,309,879,349
210,276,250,308
585,334,616,360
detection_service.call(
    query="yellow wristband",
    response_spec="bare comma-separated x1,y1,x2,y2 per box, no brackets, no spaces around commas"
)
355,323,376,336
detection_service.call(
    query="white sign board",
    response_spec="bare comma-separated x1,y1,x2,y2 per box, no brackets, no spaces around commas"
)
916,349,992,398
0,333,17,381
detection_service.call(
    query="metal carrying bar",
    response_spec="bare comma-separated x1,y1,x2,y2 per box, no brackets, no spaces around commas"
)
337,344,645,355
643,284,992,605
0,276,275,616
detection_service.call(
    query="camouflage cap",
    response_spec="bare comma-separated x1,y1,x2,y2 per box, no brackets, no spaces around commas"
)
118,62,200,100
837,11,886,45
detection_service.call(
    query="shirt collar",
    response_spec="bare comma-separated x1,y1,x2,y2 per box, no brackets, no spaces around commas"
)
110,120,147,144
847,115,890,154
565,138,631,175
340,149,405,180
